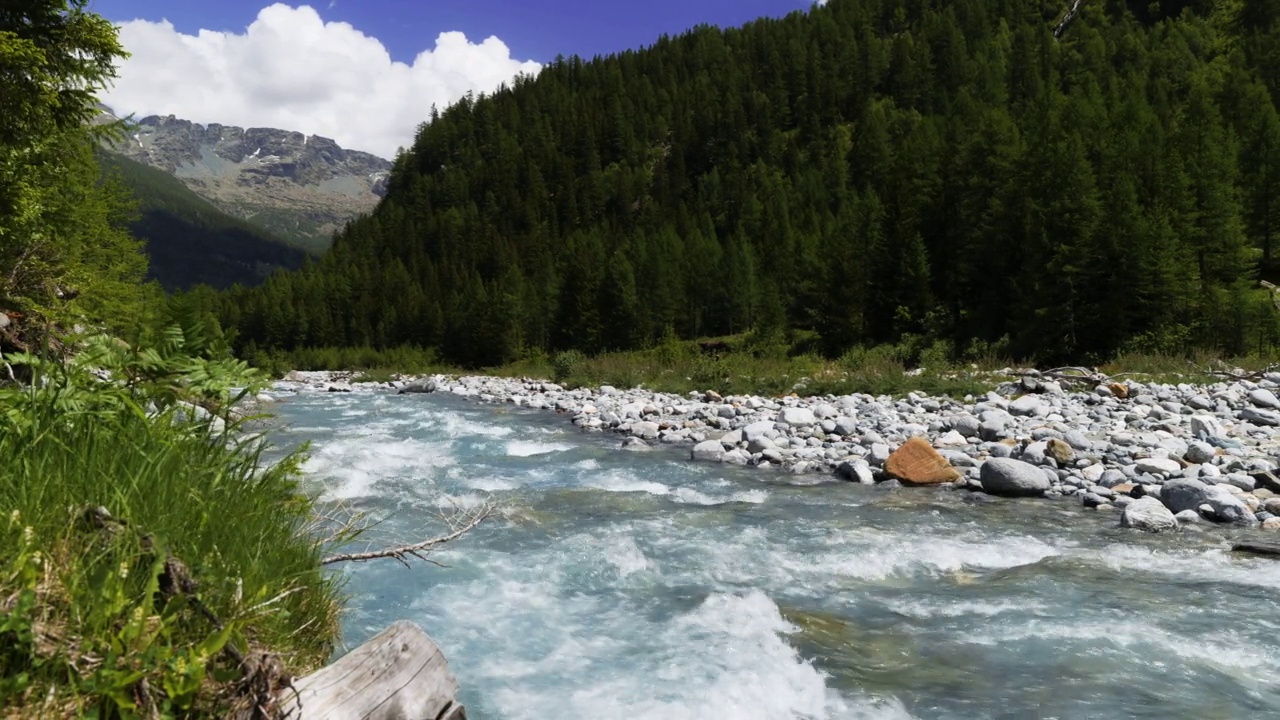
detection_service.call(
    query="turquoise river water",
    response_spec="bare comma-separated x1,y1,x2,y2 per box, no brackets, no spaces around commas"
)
268,389,1280,720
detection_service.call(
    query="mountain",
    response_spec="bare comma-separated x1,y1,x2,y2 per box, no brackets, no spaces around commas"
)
218,0,1280,367
100,151,309,291
100,109,391,253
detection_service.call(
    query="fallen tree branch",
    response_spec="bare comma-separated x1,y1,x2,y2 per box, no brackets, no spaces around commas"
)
1015,361,1279,389
1016,366,1113,387
320,502,493,567
1187,362,1280,382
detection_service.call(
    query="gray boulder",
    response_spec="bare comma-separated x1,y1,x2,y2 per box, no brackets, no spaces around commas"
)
953,416,981,438
1250,388,1280,409
1063,429,1092,451
1190,415,1226,442
979,420,1008,441
1120,497,1179,533
1222,473,1257,492
836,458,876,484
1204,485,1257,524
980,458,1051,497
1242,407,1280,427
1160,479,1211,515
631,421,661,440
1184,441,1216,465
834,416,859,436
691,440,724,462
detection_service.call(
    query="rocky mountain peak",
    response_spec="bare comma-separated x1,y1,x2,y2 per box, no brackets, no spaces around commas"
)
101,107,391,250
121,114,390,193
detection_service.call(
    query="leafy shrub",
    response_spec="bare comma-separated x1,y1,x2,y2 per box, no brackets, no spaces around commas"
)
0,328,341,716
551,350,585,383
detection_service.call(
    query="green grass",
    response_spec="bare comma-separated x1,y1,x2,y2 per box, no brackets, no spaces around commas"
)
0,371,342,716
479,338,1003,398
1098,349,1279,384
260,336,1279,399
482,344,1279,397
249,345,450,378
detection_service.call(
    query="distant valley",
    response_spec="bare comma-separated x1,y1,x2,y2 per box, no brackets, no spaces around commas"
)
97,151,310,291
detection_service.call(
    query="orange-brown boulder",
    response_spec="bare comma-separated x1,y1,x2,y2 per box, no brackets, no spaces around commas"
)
885,437,963,486
1109,383,1130,399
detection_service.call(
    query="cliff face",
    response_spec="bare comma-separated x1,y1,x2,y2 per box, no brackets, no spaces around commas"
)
103,110,391,251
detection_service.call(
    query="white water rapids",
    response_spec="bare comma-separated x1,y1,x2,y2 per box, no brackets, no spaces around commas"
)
268,390,1280,719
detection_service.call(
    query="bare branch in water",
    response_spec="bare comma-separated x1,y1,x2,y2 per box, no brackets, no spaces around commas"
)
320,501,493,567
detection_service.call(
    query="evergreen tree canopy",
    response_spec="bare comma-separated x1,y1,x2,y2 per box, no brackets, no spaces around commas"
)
0,0,147,327
221,0,1280,366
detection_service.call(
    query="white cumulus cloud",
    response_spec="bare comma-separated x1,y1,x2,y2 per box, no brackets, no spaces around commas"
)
103,3,541,158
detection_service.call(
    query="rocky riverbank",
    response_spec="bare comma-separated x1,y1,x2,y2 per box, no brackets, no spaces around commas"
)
273,369,1280,534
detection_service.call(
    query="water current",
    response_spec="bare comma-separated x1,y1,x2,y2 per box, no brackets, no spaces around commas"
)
268,389,1280,719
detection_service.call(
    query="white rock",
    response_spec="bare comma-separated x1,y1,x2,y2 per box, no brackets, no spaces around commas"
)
1135,458,1182,476
1009,395,1043,417
1082,464,1106,483
834,417,859,436
1190,415,1225,441
742,420,777,442
1120,496,1179,532
778,407,817,427
1174,509,1203,524
870,444,891,466
631,421,660,440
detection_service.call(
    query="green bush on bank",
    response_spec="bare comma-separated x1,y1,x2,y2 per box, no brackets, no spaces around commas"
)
478,334,1000,398
470,334,1277,398
0,331,342,717
241,344,447,378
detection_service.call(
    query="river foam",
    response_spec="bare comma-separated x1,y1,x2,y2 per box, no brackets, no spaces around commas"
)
272,388,1280,719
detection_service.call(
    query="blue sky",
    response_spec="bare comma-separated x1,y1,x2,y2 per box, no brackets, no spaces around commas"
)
91,1,821,157
90,0,817,64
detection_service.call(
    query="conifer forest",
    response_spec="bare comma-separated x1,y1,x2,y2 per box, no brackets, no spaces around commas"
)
216,0,1280,368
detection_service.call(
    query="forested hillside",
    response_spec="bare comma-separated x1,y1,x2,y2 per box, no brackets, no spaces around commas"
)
218,0,1280,367
100,151,308,290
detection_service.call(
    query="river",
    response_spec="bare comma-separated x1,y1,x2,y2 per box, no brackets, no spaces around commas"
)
268,389,1280,719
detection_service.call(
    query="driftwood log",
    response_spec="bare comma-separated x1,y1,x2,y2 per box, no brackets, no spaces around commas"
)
1232,541,1280,558
280,621,465,720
